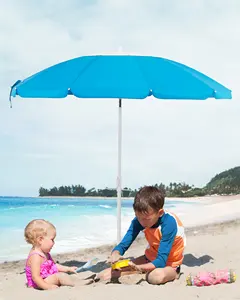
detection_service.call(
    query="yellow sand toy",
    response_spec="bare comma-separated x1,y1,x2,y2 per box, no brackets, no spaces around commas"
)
111,259,130,270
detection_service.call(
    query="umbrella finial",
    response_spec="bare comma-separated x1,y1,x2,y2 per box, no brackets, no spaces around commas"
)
117,46,123,55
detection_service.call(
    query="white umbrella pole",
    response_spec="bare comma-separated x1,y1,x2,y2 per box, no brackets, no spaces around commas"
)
117,98,122,243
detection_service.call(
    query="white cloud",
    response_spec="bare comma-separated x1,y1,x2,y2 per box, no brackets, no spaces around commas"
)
0,0,239,196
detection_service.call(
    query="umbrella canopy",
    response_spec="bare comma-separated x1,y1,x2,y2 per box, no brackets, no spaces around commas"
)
10,55,232,243
11,55,231,100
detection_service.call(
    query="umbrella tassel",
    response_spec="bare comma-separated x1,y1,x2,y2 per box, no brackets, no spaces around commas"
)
9,91,13,108
9,80,22,108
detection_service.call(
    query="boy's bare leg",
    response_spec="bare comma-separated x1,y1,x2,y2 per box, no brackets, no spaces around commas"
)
146,266,178,285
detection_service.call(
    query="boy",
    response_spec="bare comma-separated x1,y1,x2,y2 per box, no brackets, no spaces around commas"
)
99,186,185,285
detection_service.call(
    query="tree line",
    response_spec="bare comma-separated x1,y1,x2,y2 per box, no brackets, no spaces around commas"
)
39,166,240,198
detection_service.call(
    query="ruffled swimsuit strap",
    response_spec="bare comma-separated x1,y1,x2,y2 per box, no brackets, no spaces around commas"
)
26,252,46,266
47,253,53,261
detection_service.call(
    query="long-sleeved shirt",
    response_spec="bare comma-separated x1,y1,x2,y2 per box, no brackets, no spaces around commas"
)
113,211,185,268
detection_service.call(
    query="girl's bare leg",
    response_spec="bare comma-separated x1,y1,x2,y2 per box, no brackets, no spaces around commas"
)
44,273,74,287
44,273,93,287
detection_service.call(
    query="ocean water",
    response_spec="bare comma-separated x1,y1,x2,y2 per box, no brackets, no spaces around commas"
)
0,197,200,263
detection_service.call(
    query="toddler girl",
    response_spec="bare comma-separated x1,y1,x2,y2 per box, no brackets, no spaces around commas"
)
24,219,93,289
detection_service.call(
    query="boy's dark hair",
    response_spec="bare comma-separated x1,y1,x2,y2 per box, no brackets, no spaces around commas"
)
133,186,165,213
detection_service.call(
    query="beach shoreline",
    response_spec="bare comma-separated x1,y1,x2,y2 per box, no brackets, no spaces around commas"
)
1,194,240,264
35,194,240,201
1,217,239,268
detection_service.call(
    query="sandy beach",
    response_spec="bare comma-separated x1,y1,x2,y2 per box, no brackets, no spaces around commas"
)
0,195,240,300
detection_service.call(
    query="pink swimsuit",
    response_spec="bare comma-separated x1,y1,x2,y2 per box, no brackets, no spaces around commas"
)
25,252,58,288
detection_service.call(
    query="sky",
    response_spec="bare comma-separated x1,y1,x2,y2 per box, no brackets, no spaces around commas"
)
0,0,239,196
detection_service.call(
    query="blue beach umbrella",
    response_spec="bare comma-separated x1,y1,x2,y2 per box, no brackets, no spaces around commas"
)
10,55,232,242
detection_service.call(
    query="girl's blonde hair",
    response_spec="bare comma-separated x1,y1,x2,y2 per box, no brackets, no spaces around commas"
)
24,219,56,245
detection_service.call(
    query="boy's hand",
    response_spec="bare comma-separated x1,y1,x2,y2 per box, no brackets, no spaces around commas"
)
128,261,142,273
107,251,122,264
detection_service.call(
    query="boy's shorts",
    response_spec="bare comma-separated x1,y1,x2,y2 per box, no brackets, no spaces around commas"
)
144,255,181,274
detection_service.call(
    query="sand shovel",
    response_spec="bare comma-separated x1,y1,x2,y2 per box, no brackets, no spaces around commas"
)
76,258,99,273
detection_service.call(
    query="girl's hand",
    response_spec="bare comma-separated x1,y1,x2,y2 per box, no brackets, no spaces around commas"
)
67,266,78,273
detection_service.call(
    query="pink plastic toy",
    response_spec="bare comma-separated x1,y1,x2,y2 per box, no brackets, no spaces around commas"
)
186,269,236,286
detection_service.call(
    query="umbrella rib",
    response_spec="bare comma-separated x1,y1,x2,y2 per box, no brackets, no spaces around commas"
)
69,56,101,95
162,58,218,97
134,57,151,98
